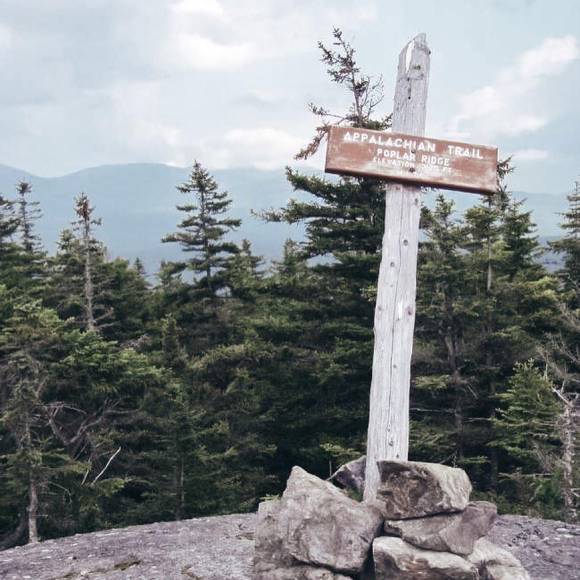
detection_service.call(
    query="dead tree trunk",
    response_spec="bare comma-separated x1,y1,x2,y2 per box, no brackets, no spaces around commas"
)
75,194,97,333
555,390,579,522
175,456,185,521
82,216,96,333
27,474,39,544
364,34,430,501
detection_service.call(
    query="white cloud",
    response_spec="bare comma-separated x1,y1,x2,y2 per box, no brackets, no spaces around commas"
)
199,127,306,170
516,35,579,78
105,81,182,155
0,23,14,52
172,0,224,18
448,35,579,142
512,148,550,162
160,0,377,72
170,33,255,70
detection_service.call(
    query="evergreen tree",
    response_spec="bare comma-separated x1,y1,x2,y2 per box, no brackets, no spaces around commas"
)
122,314,199,523
551,180,580,298
540,306,580,522
184,240,273,513
162,161,241,352
0,294,79,546
541,185,580,521
16,181,42,255
413,195,476,464
257,29,388,482
74,194,105,332
162,162,241,295
46,229,86,323
14,181,46,297
46,193,112,333
414,180,559,499
0,193,22,289
47,195,148,341
40,328,167,536
493,362,562,517
100,258,150,344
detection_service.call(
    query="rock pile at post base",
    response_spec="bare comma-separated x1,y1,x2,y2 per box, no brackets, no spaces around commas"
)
253,459,530,580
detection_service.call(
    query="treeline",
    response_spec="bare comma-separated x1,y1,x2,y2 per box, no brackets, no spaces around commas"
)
1,32,579,548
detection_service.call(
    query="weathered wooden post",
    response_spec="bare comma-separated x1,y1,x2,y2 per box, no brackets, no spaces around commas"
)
324,33,498,502
363,34,430,500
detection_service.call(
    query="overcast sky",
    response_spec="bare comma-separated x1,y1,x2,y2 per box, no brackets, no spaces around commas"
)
0,0,578,193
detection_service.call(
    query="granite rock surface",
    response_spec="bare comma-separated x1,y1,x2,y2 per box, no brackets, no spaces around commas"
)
0,512,578,579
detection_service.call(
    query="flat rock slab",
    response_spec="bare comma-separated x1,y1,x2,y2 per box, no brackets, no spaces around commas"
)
384,501,497,555
0,514,256,580
375,460,472,519
373,536,479,579
0,512,579,579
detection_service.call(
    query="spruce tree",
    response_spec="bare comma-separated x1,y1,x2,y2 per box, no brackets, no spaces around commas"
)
162,161,241,352
46,194,111,333
257,30,388,481
43,328,168,535
16,181,42,255
551,180,580,298
493,362,562,517
0,193,21,289
100,258,150,344
14,181,46,297
541,306,580,522
47,195,129,336
0,295,79,545
0,194,18,244
185,240,274,513
162,161,240,296
540,184,580,521
414,195,475,464
74,194,104,332
414,178,559,500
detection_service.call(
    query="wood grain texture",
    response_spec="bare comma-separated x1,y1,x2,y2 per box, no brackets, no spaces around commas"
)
364,33,430,501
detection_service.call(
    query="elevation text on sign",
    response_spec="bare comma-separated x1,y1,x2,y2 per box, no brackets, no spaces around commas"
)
325,126,498,194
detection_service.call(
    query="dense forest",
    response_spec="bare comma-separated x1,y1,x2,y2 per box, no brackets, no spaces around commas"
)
1,32,578,549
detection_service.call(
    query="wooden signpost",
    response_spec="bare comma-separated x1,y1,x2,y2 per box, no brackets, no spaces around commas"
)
325,127,498,194
323,33,498,502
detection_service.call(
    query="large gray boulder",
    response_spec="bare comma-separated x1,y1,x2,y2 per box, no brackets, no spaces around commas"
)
254,466,383,577
253,499,294,576
467,538,530,580
375,461,472,519
253,500,352,580
373,536,479,579
283,466,383,575
383,501,497,555
329,456,366,495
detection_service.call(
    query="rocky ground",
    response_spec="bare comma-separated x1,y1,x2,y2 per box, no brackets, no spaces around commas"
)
0,513,578,580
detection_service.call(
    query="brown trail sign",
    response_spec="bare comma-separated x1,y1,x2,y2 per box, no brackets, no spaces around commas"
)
322,33,498,502
325,127,498,194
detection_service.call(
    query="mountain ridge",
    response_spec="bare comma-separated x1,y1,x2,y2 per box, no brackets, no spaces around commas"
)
0,162,569,272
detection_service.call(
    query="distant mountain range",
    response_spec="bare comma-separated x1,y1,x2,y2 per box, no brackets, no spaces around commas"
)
0,162,569,274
